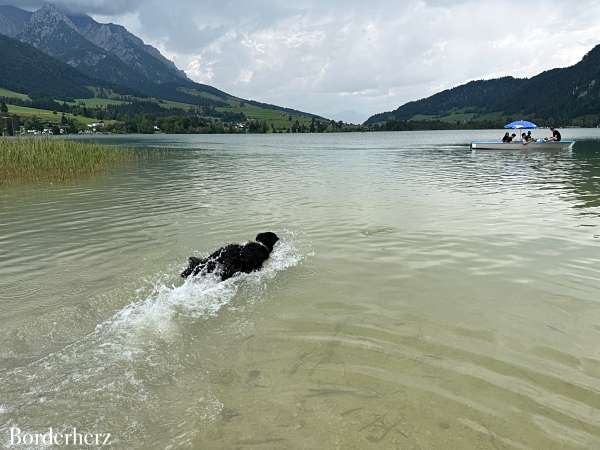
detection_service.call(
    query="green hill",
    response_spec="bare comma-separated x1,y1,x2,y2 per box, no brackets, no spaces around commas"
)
6,105,96,126
0,35,324,133
0,33,96,99
0,36,323,133
365,44,600,128
0,3,325,133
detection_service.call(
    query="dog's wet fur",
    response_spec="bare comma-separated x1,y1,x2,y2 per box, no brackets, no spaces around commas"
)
181,232,280,281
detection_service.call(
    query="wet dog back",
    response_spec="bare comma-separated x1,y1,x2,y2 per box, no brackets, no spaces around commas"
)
181,232,279,281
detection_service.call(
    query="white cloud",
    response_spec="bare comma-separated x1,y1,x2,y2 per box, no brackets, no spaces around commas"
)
8,0,600,122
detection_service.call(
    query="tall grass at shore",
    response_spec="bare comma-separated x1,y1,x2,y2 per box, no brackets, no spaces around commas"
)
0,138,143,184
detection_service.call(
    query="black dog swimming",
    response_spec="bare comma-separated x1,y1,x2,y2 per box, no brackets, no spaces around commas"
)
181,232,279,281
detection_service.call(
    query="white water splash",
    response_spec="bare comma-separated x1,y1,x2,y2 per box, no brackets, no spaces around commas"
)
97,236,303,344
0,237,305,445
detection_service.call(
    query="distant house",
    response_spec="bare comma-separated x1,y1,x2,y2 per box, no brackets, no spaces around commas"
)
87,121,105,133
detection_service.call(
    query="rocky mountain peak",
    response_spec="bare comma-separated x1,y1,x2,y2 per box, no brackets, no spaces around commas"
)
1,3,188,87
26,2,78,39
31,2,74,26
0,4,32,37
69,13,188,82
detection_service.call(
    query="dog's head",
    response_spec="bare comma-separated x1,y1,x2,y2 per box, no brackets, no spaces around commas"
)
255,232,279,252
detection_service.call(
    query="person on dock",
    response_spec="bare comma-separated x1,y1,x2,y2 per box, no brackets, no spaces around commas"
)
521,133,529,144
502,132,511,143
526,131,534,142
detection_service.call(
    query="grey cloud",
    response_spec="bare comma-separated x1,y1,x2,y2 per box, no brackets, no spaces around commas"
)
4,0,143,14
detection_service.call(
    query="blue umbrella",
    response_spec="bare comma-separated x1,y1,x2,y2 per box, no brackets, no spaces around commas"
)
504,120,537,129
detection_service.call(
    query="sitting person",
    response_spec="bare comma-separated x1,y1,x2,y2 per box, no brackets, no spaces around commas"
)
526,131,534,142
502,132,511,143
511,133,517,141
521,132,528,144
547,127,561,142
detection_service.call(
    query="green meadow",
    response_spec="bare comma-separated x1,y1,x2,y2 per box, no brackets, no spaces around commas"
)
218,102,315,128
66,98,130,108
157,99,197,110
0,87,31,101
6,105,97,125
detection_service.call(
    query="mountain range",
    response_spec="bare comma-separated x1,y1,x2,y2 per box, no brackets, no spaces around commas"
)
0,3,323,131
0,4,186,88
0,32,95,98
6,3,597,132
366,45,600,127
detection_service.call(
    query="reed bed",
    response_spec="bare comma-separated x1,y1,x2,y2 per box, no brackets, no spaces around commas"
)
0,138,143,184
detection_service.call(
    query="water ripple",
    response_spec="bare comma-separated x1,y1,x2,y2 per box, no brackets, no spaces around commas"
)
1,131,600,448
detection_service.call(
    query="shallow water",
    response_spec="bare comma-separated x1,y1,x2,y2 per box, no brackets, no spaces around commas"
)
1,130,600,449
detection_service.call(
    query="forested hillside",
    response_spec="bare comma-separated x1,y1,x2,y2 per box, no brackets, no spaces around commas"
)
366,45,600,128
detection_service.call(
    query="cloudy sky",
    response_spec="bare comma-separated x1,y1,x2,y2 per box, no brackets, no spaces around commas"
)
9,0,600,122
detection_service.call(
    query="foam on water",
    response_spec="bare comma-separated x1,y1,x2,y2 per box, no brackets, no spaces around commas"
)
0,237,304,446
100,237,303,340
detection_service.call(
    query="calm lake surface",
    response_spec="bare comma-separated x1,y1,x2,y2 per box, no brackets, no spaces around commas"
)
1,130,600,449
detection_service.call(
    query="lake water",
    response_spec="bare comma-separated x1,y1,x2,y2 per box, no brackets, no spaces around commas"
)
1,130,600,449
